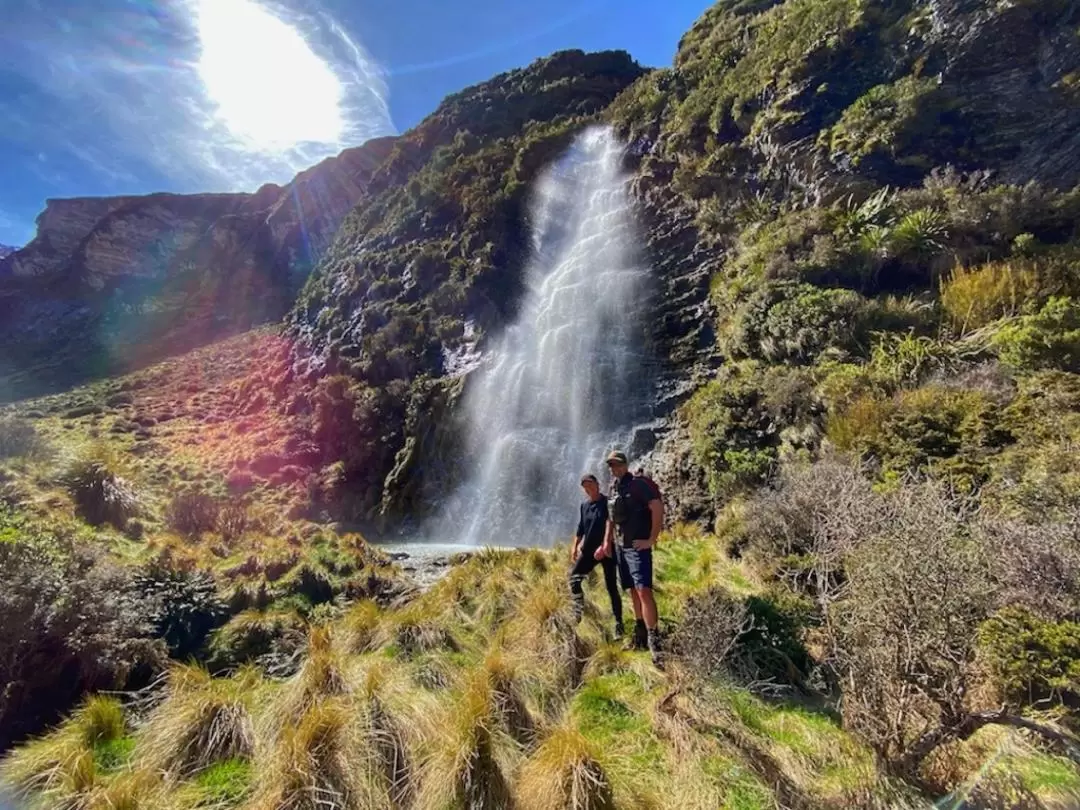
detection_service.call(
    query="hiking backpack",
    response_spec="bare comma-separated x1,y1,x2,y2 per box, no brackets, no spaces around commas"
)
609,471,662,525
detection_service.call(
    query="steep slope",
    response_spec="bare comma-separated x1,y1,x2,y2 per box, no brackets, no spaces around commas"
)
607,0,1080,521
0,137,394,402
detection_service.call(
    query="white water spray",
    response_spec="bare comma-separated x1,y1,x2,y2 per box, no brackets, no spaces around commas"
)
447,125,652,547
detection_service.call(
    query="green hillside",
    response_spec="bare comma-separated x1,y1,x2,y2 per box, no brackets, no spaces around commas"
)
3,0,1080,807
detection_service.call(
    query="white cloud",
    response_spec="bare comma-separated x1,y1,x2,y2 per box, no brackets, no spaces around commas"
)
0,0,395,194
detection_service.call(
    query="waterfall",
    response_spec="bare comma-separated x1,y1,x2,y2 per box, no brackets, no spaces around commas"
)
446,125,653,548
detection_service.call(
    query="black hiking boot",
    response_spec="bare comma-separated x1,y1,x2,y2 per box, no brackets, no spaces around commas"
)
648,628,664,668
623,619,647,651
613,620,625,641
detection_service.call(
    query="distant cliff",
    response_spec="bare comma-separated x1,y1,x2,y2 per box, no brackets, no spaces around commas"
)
0,136,395,401
0,245,14,260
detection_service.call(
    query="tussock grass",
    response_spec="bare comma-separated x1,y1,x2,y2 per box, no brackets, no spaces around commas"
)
82,771,170,810
0,695,129,802
506,576,592,708
481,649,538,747
270,626,354,727
139,665,258,778
376,599,458,657
416,668,519,810
355,658,426,808
248,698,369,810
517,725,616,810
339,599,381,654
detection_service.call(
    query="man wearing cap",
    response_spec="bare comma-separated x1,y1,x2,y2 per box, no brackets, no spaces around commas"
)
569,474,624,638
602,450,664,664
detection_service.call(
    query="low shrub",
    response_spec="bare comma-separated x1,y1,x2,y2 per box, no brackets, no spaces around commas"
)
0,418,44,460
166,491,219,537
724,281,872,363
978,607,1080,707
133,560,229,660
993,296,1080,372
59,449,139,529
0,512,163,750
671,588,810,690
683,364,822,498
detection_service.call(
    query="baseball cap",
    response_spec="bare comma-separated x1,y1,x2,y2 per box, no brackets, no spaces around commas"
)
605,451,629,466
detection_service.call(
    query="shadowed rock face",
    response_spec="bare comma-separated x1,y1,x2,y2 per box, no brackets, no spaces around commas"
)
0,137,395,401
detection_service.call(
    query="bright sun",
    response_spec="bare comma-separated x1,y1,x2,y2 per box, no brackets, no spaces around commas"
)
193,0,344,150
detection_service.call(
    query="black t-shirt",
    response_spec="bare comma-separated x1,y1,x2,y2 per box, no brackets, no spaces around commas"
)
612,473,654,545
576,497,609,554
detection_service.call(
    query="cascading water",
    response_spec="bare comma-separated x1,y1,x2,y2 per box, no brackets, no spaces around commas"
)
445,125,653,548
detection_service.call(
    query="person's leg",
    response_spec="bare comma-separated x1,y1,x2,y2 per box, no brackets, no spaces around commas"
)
600,557,623,633
617,548,646,649
630,550,662,664
568,553,597,623
636,587,658,629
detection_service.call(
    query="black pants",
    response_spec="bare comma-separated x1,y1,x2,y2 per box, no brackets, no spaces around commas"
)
569,550,623,625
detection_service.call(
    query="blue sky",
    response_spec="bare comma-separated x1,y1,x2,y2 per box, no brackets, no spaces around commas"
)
0,0,712,247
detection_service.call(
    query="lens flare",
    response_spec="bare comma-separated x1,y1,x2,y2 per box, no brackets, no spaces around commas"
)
193,0,344,150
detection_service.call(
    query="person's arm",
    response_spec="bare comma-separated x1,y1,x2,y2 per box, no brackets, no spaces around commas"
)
572,507,585,561
648,498,663,545
601,518,615,559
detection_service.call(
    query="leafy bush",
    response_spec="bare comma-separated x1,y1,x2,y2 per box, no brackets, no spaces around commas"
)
59,449,139,529
133,560,229,661
978,607,1080,706
683,364,822,498
827,385,1008,484
822,75,947,169
993,296,1080,372
0,512,163,750
724,281,871,363
166,491,220,537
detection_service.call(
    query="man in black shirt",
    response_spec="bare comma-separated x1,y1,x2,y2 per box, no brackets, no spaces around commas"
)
602,450,664,665
569,474,624,638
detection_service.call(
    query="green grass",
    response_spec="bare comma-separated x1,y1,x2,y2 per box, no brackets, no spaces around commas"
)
93,736,136,773
194,758,252,806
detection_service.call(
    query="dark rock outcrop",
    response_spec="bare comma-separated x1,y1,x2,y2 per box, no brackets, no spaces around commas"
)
0,137,395,401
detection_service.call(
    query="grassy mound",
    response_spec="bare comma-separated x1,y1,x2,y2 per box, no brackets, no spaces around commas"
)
5,530,1073,809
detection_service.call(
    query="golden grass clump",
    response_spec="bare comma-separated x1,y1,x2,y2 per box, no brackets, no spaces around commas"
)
940,259,1040,334
248,698,369,810
355,658,425,809
139,665,257,778
82,771,170,810
339,599,381,654
270,625,354,727
0,695,128,802
517,725,616,810
481,648,537,748
506,576,592,704
416,669,518,810
376,600,458,657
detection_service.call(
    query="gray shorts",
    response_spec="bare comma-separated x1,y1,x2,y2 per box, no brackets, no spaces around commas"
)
616,546,653,590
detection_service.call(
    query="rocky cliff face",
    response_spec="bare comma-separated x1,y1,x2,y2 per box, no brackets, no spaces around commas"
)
0,245,14,260
272,1,1080,526
607,0,1080,525
0,137,395,401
